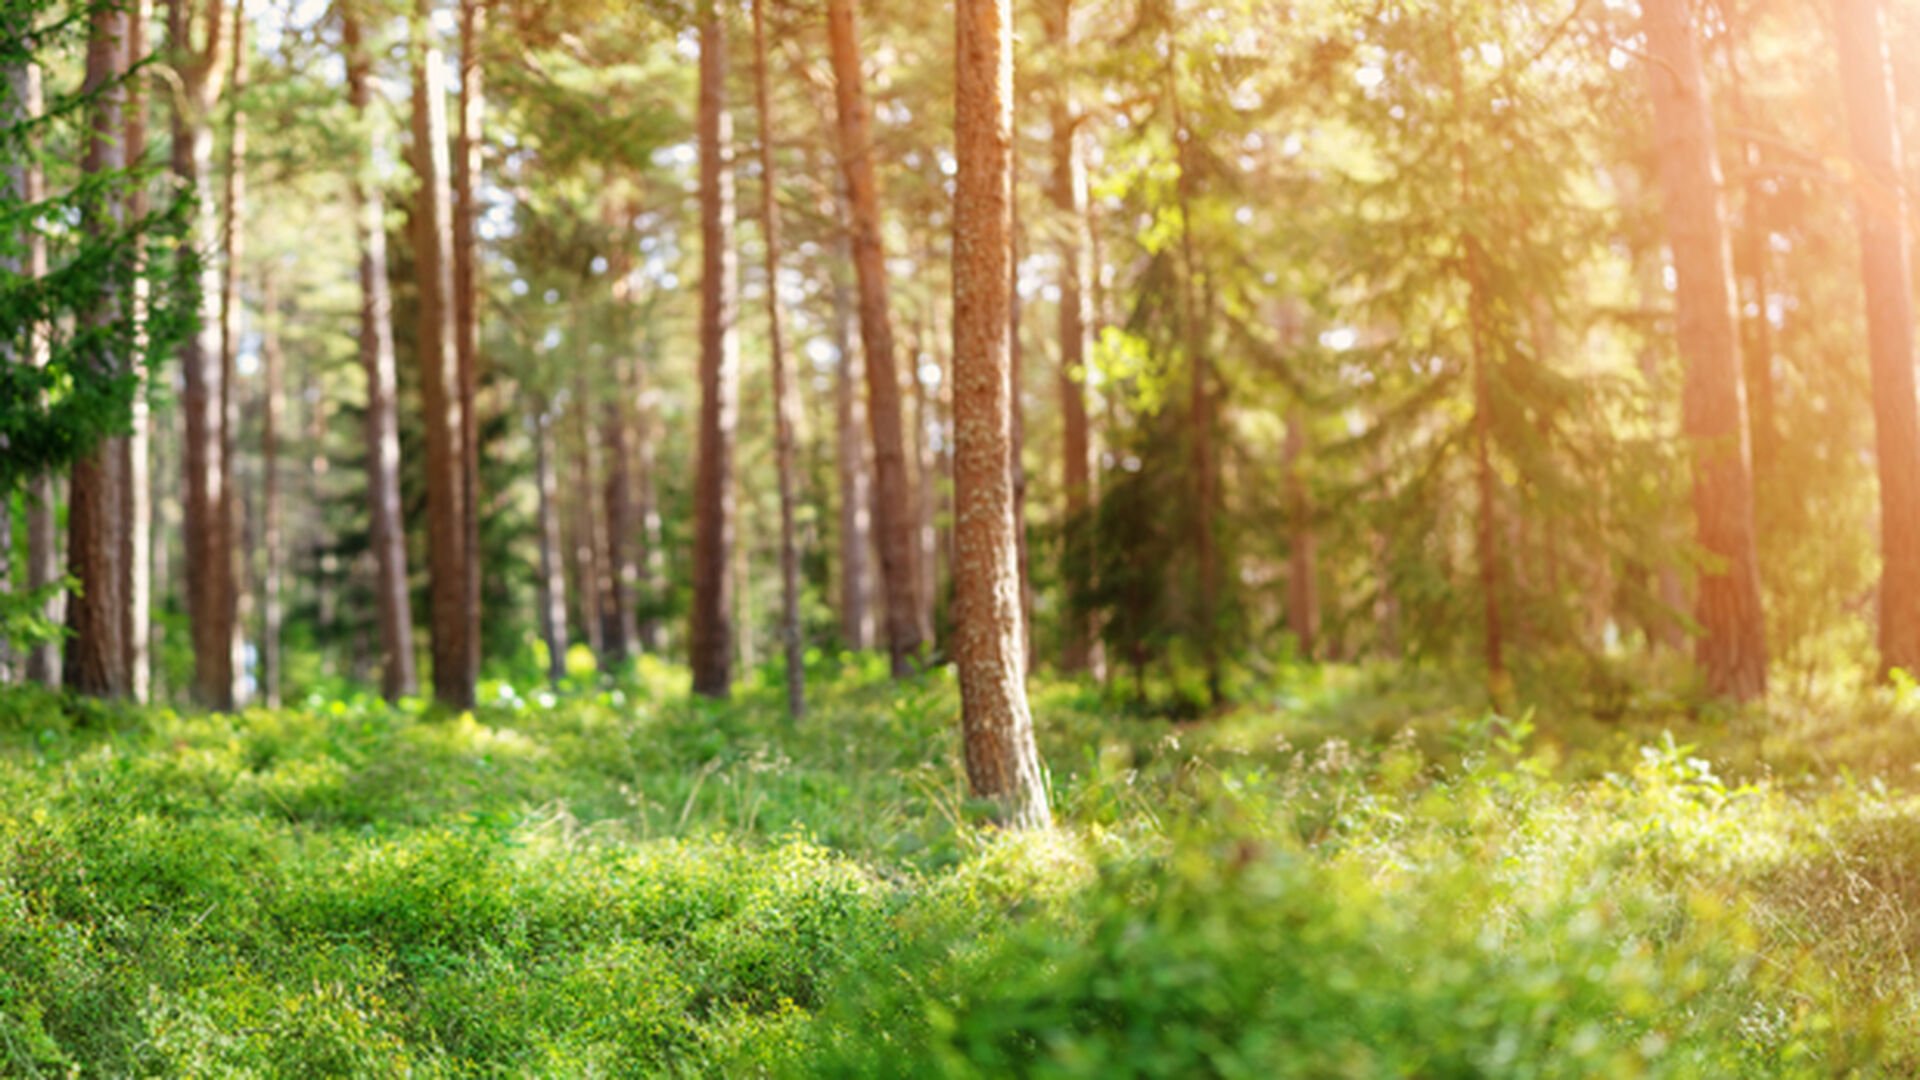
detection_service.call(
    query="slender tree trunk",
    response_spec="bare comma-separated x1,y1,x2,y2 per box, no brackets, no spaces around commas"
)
1835,0,1920,679
1640,0,1768,701
454,0,485,689
66,0,133,698
259,273,284,708
7,44,59,688
690,0,741,698
602,398,639,664
912,342,939,645
953,0,1050,830
411,0,474,708
570,382,607,662
1046,0,1099,677
936,324,955,636
1448,29,1507,701
344,1,417,701
534,403,569,684
305,370,336,643
827,0,922,676
1009,212,1033,672
751,0,806,717
220,0,249,705
1723,36,1778,483
124,0,153,702
830,243,876,650
635,362,665,654
733,494,756,669
173,0,236,709
150,420,171,699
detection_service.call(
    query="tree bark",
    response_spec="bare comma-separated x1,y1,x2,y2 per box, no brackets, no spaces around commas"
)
827,0,922,676
602,396,639,664
1448,29,1507,701
1835,0,1920,679
534,403,569,683
1640,0,1768,701
171,0,236,709
1720,27,1778,485
752,0,806,718
570,381,606,662
454,0,485,689
1045,0,1099,677
1009,211,1033,673
66,0,133,698
344,0,417,701
635,360,666,655
259,272,284,708
912,337,939,645
7,41,60,688
411,0,475,708
690,0,741,698
953,0,1051,830
219,0,249,705
830,236,876,651
124,0,154,702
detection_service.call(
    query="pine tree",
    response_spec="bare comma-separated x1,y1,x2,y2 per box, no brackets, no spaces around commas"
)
827,0,922,676
1640,0,1769,700
953,0,1050,830
689,0,741,698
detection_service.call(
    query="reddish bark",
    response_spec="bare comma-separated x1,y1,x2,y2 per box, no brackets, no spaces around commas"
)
827,0,923,675
953,0,1051,829
1640,0,1769,700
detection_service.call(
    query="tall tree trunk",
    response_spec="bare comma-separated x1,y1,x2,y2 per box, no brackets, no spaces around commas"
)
1009,210,1033,672
1723,33,1777,483
534,403,569,684
66,0,133,698
570,383,607,662
220,0,249,705
912,340,939,645
602,397,639,664
259,273,284,708
7,43,60,688
454,0,485,690
1448,28,1507,702
1835,0,1920,679
733,495,756,669
1169,60,1220,707
827,0,922,676
172,0,236,709
410,0,474,708
1640,0,1768,701
1046,0,1099,677
344,0,417,701
751,0,806,718
690,0,740,698
830,240,876,650
953,0,1050,830
635,360,665,654
125,0,154,702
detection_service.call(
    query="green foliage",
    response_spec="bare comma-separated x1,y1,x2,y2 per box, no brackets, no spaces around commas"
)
0,664,1911,1075
0,6,199,497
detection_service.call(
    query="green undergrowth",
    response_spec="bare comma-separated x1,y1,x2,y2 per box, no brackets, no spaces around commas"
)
0,657,1913,1075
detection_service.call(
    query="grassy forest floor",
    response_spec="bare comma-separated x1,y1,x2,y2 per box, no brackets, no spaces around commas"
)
2,656,1918,1076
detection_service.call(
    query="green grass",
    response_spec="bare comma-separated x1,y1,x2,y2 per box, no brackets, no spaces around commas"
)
0,655,1913,1075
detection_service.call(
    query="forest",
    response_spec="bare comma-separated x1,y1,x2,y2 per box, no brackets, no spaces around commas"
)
2,0,1920,1073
